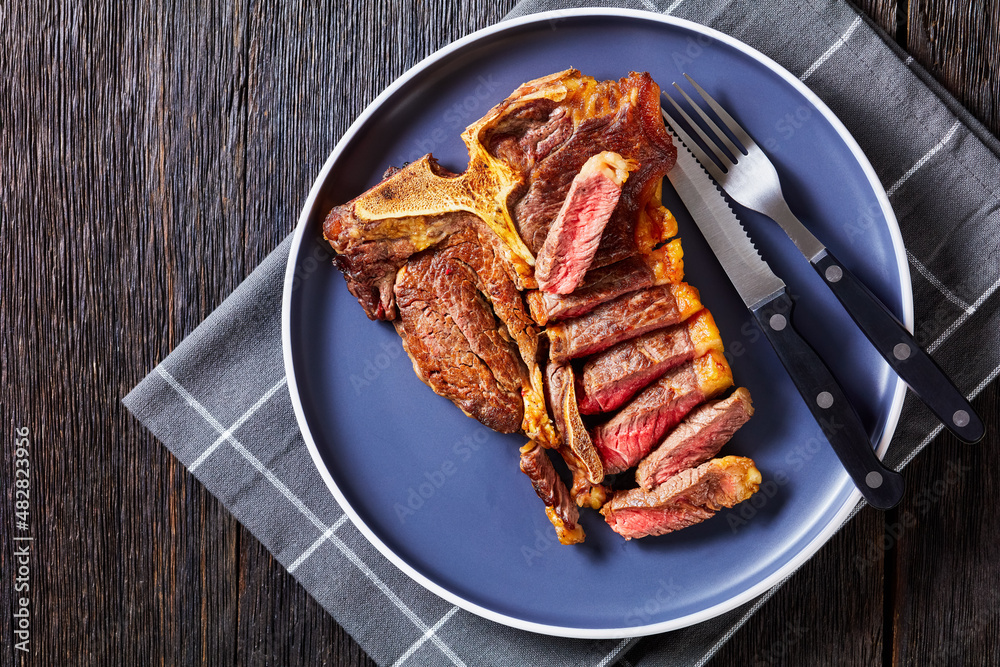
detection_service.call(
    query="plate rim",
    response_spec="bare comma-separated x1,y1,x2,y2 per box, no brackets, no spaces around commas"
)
282,7,913,639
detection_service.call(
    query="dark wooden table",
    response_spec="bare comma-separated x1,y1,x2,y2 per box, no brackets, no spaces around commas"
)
3,1,998,665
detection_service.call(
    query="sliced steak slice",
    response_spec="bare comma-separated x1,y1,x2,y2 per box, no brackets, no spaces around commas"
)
519,441,584,545
601,456,761,539
546,362,603,485
546,283,702,362
527,257,653,326
577,308,723,415
592,350,733,475
526,240,683,326
535,151,636,294
636,388,755,491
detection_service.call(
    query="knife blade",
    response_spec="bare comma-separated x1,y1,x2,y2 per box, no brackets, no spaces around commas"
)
664,119,904,509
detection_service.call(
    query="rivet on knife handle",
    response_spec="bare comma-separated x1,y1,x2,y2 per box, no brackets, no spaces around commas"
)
752,291,905,510
813,249,984,444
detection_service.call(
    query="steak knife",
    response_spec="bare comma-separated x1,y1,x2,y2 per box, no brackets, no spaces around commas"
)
739,173,984,446
665,131,904,510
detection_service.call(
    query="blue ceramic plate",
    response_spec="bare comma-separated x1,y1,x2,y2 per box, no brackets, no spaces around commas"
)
283,9,911,638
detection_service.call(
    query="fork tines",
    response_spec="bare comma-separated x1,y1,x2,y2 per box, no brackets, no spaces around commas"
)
660,77,745,181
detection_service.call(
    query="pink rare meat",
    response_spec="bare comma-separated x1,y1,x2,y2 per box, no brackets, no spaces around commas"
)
534,152,636,294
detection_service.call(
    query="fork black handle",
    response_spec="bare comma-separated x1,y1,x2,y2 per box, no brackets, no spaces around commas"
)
752,290,905,509
812,250,984,444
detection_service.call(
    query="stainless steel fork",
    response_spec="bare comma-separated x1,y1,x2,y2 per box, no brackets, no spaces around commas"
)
662,74,984,444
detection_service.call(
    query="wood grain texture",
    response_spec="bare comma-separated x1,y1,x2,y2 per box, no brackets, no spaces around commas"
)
1,1,997,666
706,507,887,667
852,0,899,38
907,0,1000,136
889,388,1000,666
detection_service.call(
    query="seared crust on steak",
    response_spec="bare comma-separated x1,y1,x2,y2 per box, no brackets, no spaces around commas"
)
592,350,733,474
637,388,755,491
545,362,603,481
525,240,684,326
546,283,702,363
520,441,585,545
577,309,723,415
394,231,527,433
602,456,761,539
527,257,655,326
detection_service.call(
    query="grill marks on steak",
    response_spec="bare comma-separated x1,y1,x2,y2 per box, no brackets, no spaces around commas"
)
547,283,702,363
602,456,761,539
393,225,533,433
592,350,733,475
636,388,755,491
577,309,723,415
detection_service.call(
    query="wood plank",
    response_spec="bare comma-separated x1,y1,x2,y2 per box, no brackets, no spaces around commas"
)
0,0,251,663
706,505,886,667
889,388,1000,665
852,0,899,39
907,0,1000,136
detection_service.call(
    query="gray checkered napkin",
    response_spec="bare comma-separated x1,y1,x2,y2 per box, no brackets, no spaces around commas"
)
124,0,1000,664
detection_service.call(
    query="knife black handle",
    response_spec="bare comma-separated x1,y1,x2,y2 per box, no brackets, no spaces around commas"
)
752,290,904,509
813,250,984,444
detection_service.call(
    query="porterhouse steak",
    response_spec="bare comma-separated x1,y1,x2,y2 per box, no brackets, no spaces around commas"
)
321,69,760,544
